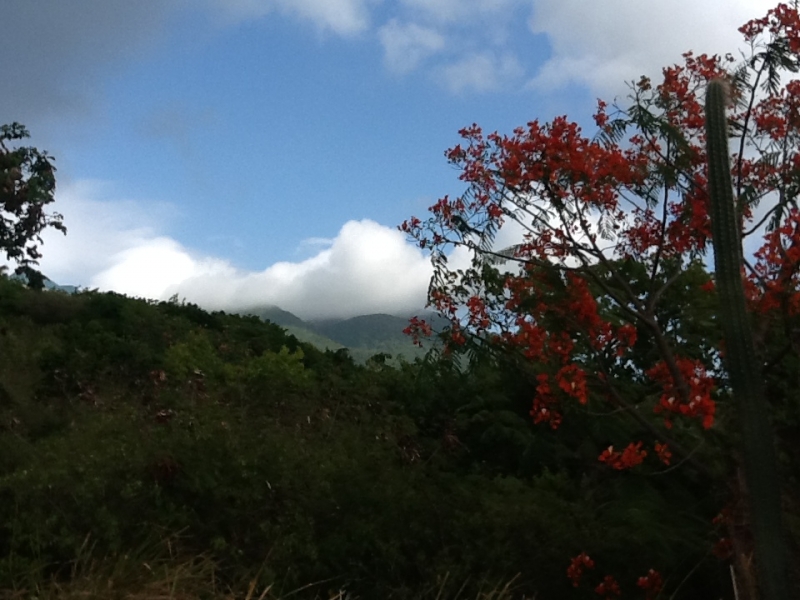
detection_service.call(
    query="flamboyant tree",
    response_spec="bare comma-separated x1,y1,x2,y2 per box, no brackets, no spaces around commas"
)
402,4,800,598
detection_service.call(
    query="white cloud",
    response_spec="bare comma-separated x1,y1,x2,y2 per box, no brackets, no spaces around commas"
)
399,0,521,25
377,0,529,86
90,238,235,301
216,0,375,36
299,236,336,248
33,180,176,287
439,52,523,93
528,0,777,97
169,219,432,319
379,19,446,74
34,181,432,320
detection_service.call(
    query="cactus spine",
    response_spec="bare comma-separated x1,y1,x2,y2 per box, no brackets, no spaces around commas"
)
705,79,788,600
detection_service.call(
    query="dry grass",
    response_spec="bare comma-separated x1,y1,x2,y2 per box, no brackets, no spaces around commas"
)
0,531,528,600
1,552,526,600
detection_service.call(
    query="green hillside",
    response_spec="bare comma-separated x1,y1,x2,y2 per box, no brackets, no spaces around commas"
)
283,324,345,352
242,305,346,352
243,304,308,329
311,313,417,349
240,306,444,363
0,274,756,599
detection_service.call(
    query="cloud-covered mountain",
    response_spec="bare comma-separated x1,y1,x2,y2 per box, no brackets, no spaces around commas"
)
34,183,432,322
242,304,447,362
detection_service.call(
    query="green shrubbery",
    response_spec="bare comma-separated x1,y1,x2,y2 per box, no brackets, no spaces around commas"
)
0,276,755,598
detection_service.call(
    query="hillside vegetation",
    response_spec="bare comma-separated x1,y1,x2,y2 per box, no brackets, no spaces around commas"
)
0,275,756,599
243,305,441,363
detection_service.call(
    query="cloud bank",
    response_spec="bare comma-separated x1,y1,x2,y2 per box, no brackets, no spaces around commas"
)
3,0,776,126
379,19,446,74
214,0,375,36
378,0,527,92
439,52,523,94
376,0,774,94
1,0,177,124
36,182,432,320
528,0,777,97
168,219,432,319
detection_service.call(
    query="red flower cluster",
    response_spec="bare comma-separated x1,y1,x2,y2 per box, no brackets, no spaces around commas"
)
749,208,800,316
567,552,595,587
556,364,589,404
636,569,663,599
598,442,648,470
465,295,491,330
594,575,621,598
403,316,432,347
647,358,716,429
740,2,800,52
531,373,562,430
654,442,672,466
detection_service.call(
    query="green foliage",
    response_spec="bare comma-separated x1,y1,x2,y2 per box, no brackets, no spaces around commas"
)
0,123,65,288
164,329,226,381
0,281,741,598
241,345,311,394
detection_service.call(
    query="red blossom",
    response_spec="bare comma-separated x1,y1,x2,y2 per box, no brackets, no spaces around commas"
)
636,569,664,599
648,358,717,429
567,552,595,587
615,324,638,355
403,316,433,347
556,364,589,404
654,442,672,466
594,99,609,128
739,3,800,52
598,442,647,470
594,575,621,599
531,373,562,430
466,295,491,330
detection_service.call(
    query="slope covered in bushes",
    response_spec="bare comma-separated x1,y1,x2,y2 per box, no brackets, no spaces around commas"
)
0,276,742,598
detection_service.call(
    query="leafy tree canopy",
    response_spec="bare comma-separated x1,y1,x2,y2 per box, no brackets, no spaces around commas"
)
0,123,65,288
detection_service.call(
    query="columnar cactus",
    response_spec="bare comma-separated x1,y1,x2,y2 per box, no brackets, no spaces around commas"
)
705,79,788,600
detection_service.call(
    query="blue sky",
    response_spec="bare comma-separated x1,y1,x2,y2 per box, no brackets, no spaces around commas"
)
3,0,774,319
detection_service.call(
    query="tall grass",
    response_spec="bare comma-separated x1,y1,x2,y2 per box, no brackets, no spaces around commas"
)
1,535,525,600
